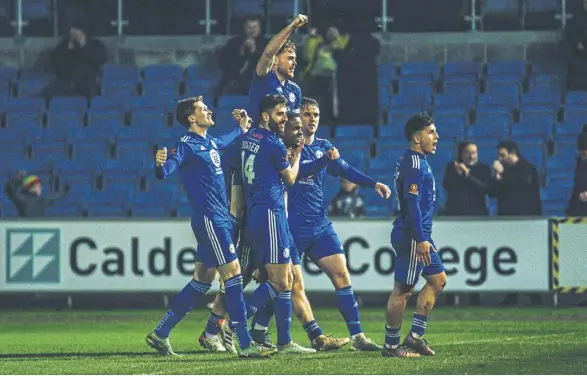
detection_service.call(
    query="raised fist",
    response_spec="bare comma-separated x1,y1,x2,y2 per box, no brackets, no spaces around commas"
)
155,147,167,167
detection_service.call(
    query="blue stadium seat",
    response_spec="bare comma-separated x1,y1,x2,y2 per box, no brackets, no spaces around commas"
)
102,83,138,99
564,105,587,123
5,97,45,113
391,95,427,109
5,111,42,129
541,187,569,203
46,204,81,217
518,142,546,172
541,201,566,216
511,118,552,140
46,111,84,132
434,118,464,141
377,63,397,84
388,108,421,127
100,161,142,191
130,108,168,128
15,80,46,97
71,140,109,170
30,139,68,160
90,96,124,111
86,203,128,217
218,95,249,110
115,140,151,167
435,91,475,110
555,121,582,140
117,125,153,142
378,126,404,140
484,80,520,101
130,95,174,111
400,62,440,80
315,124,331,139
565,91,587,105
87,109,123,132
1,199,19,218
487,60,526,80
532,61,567,75
443,62,481,78
553,141,578,162
377,146,405,162
474,109,512,125
141,80,179,98
397,76,433,101
102,65,141,84
334,125,374,142
521,89,561,110
368,158,390,174
143,64,184,83
49,96,87,112
474,141,500,165
476,94,517,109
337,148,369,171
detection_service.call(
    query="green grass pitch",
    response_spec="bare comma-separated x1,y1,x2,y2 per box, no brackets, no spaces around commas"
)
1,307,586,374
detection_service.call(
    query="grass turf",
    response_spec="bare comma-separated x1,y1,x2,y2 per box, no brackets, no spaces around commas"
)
0,307,586,374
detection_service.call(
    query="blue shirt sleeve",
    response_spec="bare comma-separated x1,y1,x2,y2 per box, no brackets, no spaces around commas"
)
299,156,330,177
402,161,426,243
293,85,302,111
213,127,243,149
271,141,290,172
327,158,377,188
154,142,188,180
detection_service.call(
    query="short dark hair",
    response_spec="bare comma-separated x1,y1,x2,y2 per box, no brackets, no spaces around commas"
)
175,96,202,128
278,40,296,55
301,97,319,110
404,112,434,141
258,94,289,118
497,140,519,155
285,111,301,125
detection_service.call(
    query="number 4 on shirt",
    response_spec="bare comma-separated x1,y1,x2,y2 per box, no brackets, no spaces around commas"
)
241,152,256,185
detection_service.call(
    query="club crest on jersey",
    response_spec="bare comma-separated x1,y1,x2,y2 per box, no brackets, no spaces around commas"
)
210,149,221,167
288,92,296,103
171,147,177,155
283,248,290,258
229,244,236,254
315,150,323,158
408,184,419,195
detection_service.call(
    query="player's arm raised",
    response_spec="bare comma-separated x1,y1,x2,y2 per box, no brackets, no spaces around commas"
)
256,14,308,77
154,143,185,179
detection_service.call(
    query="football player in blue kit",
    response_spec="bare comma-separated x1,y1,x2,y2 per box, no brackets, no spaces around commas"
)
284,98,391,351
382,112,447,358
247,14,307,125
239,93,316,354
146,96,277,359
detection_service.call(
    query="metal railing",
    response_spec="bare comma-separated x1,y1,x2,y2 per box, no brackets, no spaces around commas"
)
6,0,572,37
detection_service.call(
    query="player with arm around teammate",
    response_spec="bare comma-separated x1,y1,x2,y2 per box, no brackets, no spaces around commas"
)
382,112,447,358
146,96,276,359
284,97,391,351
239,94,316,353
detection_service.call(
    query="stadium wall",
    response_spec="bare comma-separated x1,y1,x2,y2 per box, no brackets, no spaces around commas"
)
0,30,562,68
1,217,585,310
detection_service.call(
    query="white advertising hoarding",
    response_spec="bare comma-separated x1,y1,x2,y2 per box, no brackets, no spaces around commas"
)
0,219,550,293
557,222,587,288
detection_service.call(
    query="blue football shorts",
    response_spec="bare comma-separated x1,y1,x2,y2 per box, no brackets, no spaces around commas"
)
191,215,238,268
390,232,444,285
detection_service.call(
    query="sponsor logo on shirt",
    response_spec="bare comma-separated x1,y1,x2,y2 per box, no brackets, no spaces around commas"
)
408,184,419,195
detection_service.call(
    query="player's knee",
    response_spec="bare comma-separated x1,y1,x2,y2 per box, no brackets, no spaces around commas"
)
431,274,448,294
331,270,351,289
270,270,293,293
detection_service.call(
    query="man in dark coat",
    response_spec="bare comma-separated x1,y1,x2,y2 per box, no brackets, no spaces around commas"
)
4,173,68,218
489,141,542,216
566,125,587,216
443,141,492,215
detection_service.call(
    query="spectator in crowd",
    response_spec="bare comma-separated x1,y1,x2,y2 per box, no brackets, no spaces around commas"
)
41,20,107,99
566,125,587,216
4,173,68,218
301,24,348,124
328,178,365,218
332,14,380,125
443,141,492,215
565,0,587,90
488,141,542,216
214,16,268,106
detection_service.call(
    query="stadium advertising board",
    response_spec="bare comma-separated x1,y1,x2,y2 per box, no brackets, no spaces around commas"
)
556,222,587,289
0,219,549,292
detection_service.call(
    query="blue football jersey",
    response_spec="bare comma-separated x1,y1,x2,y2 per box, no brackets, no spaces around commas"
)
156,130,241,222
240,127,290,211
391,149,436,241
247,70,302,126
287,138,336,231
